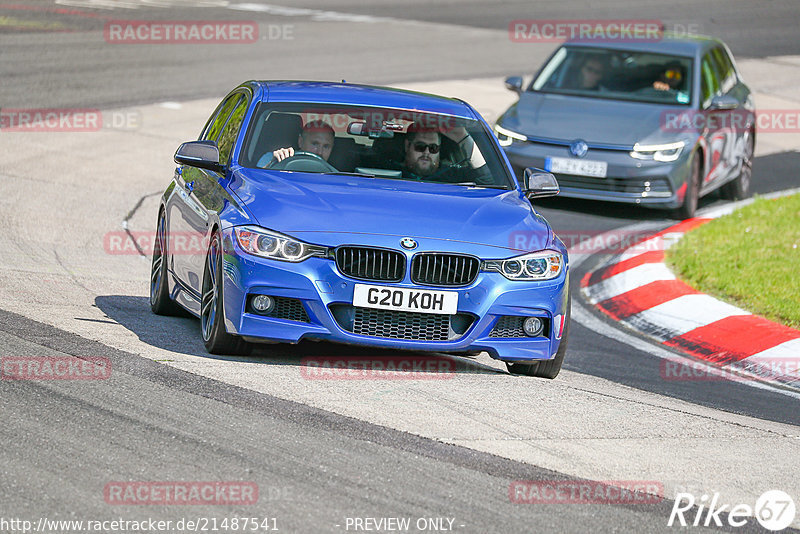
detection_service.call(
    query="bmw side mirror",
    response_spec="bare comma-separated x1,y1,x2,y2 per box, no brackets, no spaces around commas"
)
524,168,559,198
708,95,738,111
174,140,223,172
505,76,523,94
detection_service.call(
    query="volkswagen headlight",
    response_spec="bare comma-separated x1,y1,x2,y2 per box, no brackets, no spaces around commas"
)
630,141,685,162
494,124,527,147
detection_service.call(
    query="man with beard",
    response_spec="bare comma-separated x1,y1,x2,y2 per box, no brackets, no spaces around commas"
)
399,122,491,184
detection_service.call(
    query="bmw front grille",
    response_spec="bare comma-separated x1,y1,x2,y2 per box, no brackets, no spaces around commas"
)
411,253,480,286
335,246,405,282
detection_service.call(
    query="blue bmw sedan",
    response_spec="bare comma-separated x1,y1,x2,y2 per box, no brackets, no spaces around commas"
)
150,81,570,378
496,35,755,219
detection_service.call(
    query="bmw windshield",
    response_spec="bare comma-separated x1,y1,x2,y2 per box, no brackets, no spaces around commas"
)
531,46,694,106
240,103,514,189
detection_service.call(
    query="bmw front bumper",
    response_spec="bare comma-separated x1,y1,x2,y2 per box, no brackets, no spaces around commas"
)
218,230,569,363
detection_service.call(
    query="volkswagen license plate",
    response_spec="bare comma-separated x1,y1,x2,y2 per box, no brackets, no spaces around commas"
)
545,156,607,178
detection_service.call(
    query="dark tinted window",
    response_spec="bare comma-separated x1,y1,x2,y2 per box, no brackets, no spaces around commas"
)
701,55,720,107
531,46,693,105
240,102,514,189
217,94,248,164
710,47,736,93
202,94,239,142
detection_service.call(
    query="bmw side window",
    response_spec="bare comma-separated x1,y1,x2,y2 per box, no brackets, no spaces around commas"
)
217,94,248,165
199,107,221,141
202,95,238,143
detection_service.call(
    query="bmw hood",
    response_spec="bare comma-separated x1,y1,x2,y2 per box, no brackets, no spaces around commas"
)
500,92,683,147
231,170,553,253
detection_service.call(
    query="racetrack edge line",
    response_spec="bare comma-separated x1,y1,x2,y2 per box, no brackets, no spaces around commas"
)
0,305,676,512
570,188,800,399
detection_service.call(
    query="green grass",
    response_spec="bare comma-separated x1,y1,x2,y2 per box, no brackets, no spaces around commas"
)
666,193,800,329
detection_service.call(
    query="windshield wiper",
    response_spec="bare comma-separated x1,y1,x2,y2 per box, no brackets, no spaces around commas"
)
325,171,377,178
445,181,508,189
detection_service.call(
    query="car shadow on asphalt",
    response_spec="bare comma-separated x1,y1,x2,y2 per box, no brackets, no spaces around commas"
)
95,295,503,376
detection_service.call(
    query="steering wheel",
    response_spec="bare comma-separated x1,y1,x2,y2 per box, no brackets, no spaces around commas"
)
265,151,338,173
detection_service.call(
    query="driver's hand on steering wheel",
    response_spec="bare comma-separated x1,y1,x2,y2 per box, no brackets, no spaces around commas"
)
273,147,295,162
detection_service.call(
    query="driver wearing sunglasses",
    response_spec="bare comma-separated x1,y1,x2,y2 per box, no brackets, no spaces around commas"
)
577,56,606,91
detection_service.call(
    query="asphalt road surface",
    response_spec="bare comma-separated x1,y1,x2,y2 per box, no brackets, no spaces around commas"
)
1,1,799,533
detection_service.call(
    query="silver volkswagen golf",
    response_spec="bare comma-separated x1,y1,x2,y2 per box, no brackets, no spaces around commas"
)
496,35,755,219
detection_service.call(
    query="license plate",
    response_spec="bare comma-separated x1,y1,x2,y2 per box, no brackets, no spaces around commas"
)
545,156,607,178
353,284,458,315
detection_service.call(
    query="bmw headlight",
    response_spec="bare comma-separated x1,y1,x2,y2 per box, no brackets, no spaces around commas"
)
494,124,527,147
482,250,563,281
630,141,685,162
234,226,328,262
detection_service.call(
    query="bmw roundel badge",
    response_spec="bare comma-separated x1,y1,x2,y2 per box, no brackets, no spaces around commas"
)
400,237,418,250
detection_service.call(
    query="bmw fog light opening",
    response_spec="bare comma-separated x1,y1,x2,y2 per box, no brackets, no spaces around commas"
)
251,295,275,314
234,226,328,262
482,250,563,281
523,317,544,337
630,141,685,162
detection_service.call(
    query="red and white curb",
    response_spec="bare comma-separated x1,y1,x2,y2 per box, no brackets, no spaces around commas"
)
580,214,800,389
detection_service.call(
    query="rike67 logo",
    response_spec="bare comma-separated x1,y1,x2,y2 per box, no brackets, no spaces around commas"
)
668,490,796,531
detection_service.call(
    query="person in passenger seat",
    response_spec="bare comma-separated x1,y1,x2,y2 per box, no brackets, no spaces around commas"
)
652,63,685,92
396,122,491,184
